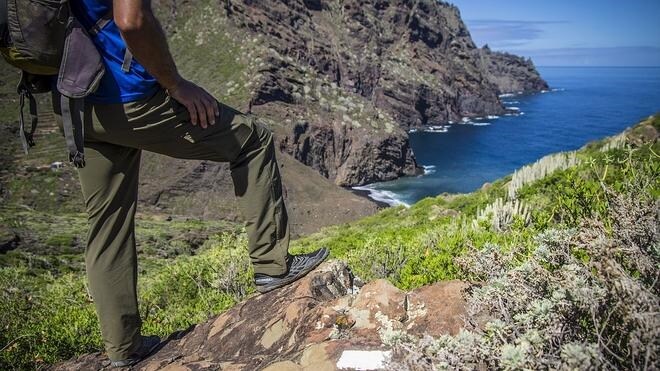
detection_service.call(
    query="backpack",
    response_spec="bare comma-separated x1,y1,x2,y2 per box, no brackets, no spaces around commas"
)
0,0,108,168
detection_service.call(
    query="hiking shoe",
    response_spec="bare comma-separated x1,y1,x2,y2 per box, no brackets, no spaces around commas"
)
110,335,161,368
254,247,329,293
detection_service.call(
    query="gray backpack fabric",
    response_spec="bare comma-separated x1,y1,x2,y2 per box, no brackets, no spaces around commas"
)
1,0,106,168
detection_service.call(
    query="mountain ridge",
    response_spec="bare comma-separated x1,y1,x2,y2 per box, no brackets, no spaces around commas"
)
155,0,548,187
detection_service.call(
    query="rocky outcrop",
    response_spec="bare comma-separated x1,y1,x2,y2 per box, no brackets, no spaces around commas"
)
278,120,420,186
53,261,469,370
227,0,508,126
477,45,550,94
160,0,547,186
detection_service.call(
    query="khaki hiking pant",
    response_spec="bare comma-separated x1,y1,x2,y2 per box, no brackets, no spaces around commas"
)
54,89,290,360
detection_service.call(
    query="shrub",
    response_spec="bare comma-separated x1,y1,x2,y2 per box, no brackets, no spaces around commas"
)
508,152,579,200
0,232,253,370
473,198,531,232
389,190,659,370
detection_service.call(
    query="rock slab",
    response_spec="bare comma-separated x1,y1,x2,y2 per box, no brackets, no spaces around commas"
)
53,261,468,370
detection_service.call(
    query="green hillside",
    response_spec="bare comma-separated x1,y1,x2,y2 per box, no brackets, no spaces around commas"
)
1,113,657,369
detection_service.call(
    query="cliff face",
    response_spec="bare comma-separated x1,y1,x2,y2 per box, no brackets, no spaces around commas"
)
277,120,419,186
477,46,550,94
228,0,506,125
156,0,547,186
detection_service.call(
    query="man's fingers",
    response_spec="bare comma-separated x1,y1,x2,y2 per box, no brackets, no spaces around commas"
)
204,97,217,126
172,81,217,128
194,100,208,129
186,101,199,126
207,92,219,121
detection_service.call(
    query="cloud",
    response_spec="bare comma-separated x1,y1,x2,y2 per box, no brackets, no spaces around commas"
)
505,46,660,66
465,19,568,49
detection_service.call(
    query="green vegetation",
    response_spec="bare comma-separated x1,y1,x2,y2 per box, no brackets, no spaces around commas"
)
163,0,265,109
391,148,659,369
0,232,252,369
1,114,658,369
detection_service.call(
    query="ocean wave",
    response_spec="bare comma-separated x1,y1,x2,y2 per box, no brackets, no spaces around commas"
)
487,115,500,119
471,122,491,126
503,101,520,105
352,186,410,207
551,88,565,92
424,125,449,133
423,165,437,175
499,93,516,98
507,107,520,111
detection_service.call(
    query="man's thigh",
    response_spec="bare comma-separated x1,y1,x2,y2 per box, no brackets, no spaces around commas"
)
89,89,255,163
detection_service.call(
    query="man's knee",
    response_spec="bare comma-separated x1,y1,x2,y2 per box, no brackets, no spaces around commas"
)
241,117,274,155
252,118,273,146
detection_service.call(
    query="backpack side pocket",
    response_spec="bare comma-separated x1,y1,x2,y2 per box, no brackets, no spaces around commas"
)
57,17,104,98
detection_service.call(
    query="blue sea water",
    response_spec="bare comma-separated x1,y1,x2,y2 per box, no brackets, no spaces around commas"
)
355,67,660,206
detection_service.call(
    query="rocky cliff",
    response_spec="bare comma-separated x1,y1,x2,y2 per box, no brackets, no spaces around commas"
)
155,0,547,186
0,0,551,240
477,45,550,94
53,261,470,370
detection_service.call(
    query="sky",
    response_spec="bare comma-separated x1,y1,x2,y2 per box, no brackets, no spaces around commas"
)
449,0,660,66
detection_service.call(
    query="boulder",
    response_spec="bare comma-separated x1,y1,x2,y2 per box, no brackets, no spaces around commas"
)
53,261,469,370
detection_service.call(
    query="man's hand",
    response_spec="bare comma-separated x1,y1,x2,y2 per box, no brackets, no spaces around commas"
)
114,0,218,128
167,78,219,128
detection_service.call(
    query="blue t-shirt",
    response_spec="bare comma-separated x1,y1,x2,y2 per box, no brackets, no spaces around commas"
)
71,0,159,104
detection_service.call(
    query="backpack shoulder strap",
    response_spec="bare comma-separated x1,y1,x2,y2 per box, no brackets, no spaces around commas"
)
86,9,132,72
88,10,112,37
121,48,132,73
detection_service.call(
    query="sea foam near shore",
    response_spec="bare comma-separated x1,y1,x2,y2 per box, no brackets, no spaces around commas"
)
352,185,410,207
423,165,437,175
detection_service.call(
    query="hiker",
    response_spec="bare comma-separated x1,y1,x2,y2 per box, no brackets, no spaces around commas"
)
5,0,329,367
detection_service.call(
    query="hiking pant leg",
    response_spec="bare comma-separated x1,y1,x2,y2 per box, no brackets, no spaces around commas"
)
89,89,290,276
53,92,143,360
77,141,142,361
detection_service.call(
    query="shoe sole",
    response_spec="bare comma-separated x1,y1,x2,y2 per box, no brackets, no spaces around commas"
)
110,338,161,368
256,249,329,294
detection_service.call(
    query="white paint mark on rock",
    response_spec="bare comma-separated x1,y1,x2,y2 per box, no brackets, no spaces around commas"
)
336,350,392,370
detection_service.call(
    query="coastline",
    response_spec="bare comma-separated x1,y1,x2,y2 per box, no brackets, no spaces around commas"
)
349,187,394,209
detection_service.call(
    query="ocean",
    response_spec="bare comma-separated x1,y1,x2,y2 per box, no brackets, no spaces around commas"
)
354,66,660,206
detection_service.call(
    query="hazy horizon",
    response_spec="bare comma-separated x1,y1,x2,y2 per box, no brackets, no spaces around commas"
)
450,0,660,67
